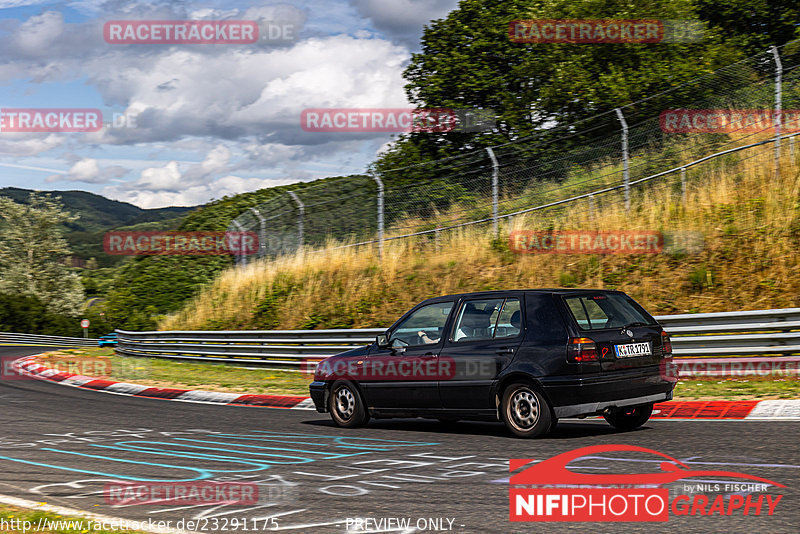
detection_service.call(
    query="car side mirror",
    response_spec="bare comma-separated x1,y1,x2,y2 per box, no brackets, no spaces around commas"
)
376,334,390,348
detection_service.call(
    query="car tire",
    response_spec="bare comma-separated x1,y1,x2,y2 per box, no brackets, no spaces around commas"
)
501,383,551,438
548,417,559,434
603,403,653,431
328,380,369,428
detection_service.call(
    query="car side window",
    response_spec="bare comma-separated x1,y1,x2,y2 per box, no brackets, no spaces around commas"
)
452,298,522,342
494,298,522,339
389,301,454,347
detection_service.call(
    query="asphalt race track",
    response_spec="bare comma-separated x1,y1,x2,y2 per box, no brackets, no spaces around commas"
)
1,346,798,533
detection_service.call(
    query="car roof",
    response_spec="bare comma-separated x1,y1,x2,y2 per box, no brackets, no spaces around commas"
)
419,288,623,303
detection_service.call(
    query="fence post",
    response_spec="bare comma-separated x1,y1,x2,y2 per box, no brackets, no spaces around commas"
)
287,191,304,250
248,207,267,259
371,173,384,260
231,220,247,266
615,108,630,211
588,193,595,219
680,167,687,205
486,147,499,238
771,45,782,179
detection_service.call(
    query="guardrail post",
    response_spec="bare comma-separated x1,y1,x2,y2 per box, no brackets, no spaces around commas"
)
287,191,304,249
248,207,267,258
615,108,630,211
486,147,500,238
771,45,782,179
371,173,384,260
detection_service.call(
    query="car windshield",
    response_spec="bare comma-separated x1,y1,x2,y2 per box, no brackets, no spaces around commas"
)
564,293,655,330
390,301,454,347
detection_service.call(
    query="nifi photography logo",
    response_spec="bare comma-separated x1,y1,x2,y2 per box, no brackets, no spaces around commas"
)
509,444,784,523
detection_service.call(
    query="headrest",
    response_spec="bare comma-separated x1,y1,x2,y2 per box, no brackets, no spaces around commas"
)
461,310,491,328
510,310,521,328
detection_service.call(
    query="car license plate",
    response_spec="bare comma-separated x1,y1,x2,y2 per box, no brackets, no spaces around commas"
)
614,342,651,358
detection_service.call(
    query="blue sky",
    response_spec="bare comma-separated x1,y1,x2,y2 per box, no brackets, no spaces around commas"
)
0,0,459,207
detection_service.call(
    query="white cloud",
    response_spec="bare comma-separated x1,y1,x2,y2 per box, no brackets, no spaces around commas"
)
45,157,127,184
349,0,457,47
15,11,64,54
0,135,64,157
103,174,301,209
0,2,436,207
89,33,410,145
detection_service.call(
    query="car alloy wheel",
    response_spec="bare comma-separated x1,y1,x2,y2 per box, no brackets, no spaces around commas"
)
335,386,356,420
501,383,551,438
328,380,368,428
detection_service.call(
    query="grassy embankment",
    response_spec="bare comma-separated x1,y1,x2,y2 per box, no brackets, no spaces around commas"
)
161,142,800,331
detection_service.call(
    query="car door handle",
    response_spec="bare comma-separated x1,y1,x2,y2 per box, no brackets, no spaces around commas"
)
496,348,514,354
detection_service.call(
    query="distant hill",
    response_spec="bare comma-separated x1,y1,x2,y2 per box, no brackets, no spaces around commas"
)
0,187,195,233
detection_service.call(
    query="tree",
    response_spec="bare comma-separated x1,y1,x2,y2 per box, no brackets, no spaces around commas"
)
694,0,800,57
0,193,85,315
377,0,782,171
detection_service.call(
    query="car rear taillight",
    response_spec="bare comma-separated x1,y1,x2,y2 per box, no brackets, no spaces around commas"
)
661,330,672,357
568,337,598,362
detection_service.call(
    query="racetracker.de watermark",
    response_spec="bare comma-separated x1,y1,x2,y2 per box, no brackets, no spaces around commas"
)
660,109,800,133
1,355,150,381
509,231,704,255
509,19,704,44
103,20,298,44
0,108,102,132
300,108,495,133
103,231,259,256
105,482,258,505
662,358,800,378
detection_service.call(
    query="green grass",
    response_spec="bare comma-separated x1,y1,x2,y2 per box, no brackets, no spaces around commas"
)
674,376,800,400
34,349,798,400
36,348,311,396
0,505,151,534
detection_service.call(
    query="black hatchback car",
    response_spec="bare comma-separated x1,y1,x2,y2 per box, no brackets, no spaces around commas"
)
309,289,676,438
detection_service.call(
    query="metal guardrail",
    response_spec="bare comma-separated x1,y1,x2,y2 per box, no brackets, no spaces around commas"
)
115,308,800,370
0,332,99,347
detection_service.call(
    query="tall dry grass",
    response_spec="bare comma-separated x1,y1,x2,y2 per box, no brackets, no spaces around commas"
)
161,143,800,331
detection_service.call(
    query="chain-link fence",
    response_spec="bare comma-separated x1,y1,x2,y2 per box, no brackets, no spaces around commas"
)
230,40,800,264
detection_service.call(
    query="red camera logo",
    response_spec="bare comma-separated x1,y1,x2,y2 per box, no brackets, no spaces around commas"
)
509,445,784,523
103,231,259,256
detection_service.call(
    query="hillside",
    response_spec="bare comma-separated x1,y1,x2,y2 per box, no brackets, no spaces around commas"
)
100,174,369,329
0,187,194,232
160,143,800,331
0,187,196,267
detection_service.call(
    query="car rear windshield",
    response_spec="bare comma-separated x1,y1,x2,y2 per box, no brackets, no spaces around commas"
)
563,293,656,330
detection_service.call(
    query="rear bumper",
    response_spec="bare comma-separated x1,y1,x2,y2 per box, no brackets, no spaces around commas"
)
541,367,675,418
553,391,672,418
309,381,327,413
